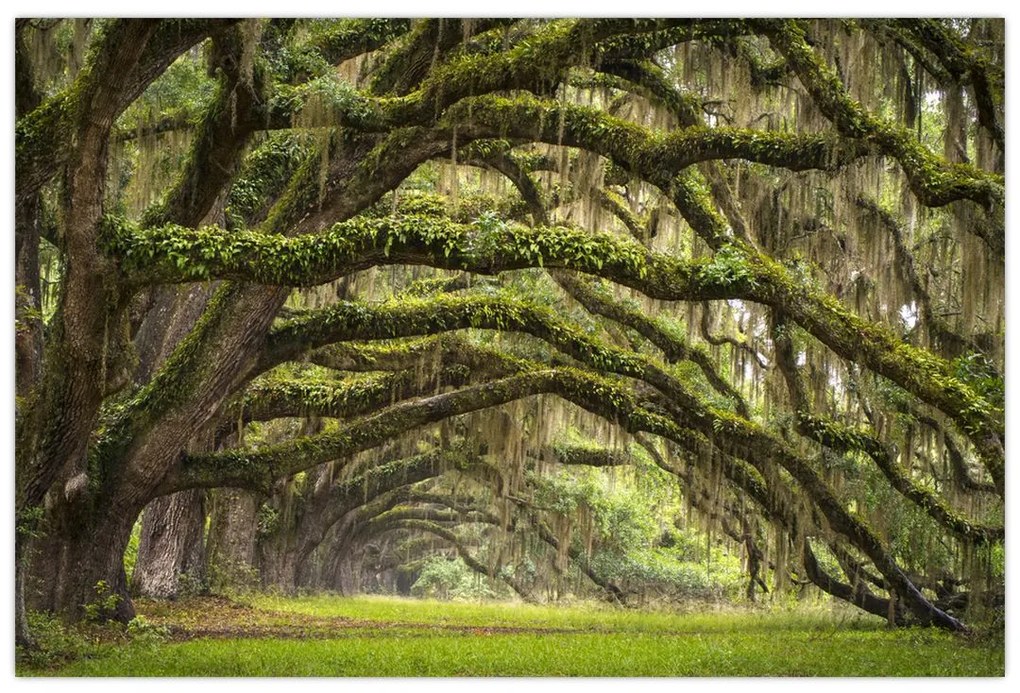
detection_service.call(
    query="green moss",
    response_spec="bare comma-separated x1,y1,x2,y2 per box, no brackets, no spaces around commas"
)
308,19,411,71
797,412,1003,545
104,209,654,288
224,133,313,230
758,19,1002,211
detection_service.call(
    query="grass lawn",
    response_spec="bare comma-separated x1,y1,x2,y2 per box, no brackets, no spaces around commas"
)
19,595,1004,677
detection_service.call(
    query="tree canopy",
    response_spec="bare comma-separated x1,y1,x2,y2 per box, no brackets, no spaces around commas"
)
14,18,1004,644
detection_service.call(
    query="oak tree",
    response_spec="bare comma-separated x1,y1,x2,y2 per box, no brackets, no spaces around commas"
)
14,18,1004,645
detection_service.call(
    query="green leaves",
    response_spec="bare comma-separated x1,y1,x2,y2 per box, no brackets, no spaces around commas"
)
696,244,758,290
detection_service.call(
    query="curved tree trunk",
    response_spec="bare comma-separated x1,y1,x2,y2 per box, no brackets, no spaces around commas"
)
329,543,364,596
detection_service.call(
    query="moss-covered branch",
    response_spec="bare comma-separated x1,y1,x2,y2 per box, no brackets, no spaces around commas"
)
552,444,631,468
797,412,1002,545
227,365,477,424
16,19,237,203
450,95,875,185
105,211,1002,460
311,19,413,70
893,19,1003,150
260,20,722,136
801,540,899,623
756,20,1003,220
772,313,1002,545
303,334,529,378
369,19,516,96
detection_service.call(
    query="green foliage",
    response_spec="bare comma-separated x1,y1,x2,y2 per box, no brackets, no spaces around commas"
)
256,503,280,537
126,615,171,642
116,51,217,133
16,505,46,540
82,581,122,623
590,546,740,601
174,570,209,599
695,243,759,289
410,556,503,600
16,611,170,671
123,518,142,585
208,559,262,597
225,133,312,229
951,352,1004,408
526,462,744,602
17,611,101,670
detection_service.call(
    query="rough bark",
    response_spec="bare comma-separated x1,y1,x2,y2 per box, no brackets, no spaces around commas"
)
26,505,140,622
206,489,260,592
131,490,207,599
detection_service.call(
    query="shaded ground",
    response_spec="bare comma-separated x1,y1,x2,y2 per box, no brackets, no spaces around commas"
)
138,596,580,640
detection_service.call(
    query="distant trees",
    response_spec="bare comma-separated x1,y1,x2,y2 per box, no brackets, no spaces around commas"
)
15,18,1003,645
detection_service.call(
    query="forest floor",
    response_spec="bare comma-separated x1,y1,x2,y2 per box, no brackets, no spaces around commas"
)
19,595,1005,677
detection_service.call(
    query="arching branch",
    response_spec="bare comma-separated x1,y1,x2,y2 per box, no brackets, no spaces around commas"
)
755,20,1002,221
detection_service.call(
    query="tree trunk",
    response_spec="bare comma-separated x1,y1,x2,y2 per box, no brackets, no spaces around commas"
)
26,505,138,623
295,551,320,590
206,488,260,592
258,546,299,593
334,557,360,596
15,535,34,648
328,541,365,596
131,489,207,598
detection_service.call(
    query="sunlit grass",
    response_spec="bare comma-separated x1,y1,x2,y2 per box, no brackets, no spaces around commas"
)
250,593,885,634
20,595,1004,677
34,629,1001,677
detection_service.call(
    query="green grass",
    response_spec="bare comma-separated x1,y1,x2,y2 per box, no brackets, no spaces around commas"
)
252,593,885,633
20,595,1005,677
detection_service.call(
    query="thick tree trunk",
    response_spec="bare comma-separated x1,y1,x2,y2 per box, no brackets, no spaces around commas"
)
327,540,365,596
131,490,207,598
15,536,34,648
206,488,260,591
26,506,138,623
132,285,217,384
258,545,299,593
333,556,361,596
295,552,320,590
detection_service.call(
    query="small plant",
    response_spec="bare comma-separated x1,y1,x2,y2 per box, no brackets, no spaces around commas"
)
126,615,170,645
16,611,99,670
208,558,262,597
82,580,123,623
175,569,209,598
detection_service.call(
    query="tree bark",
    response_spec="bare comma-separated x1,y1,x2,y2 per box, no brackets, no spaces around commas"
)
258,545,299,593
205,488,260,591
131,490,207,599
26,505,139,622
